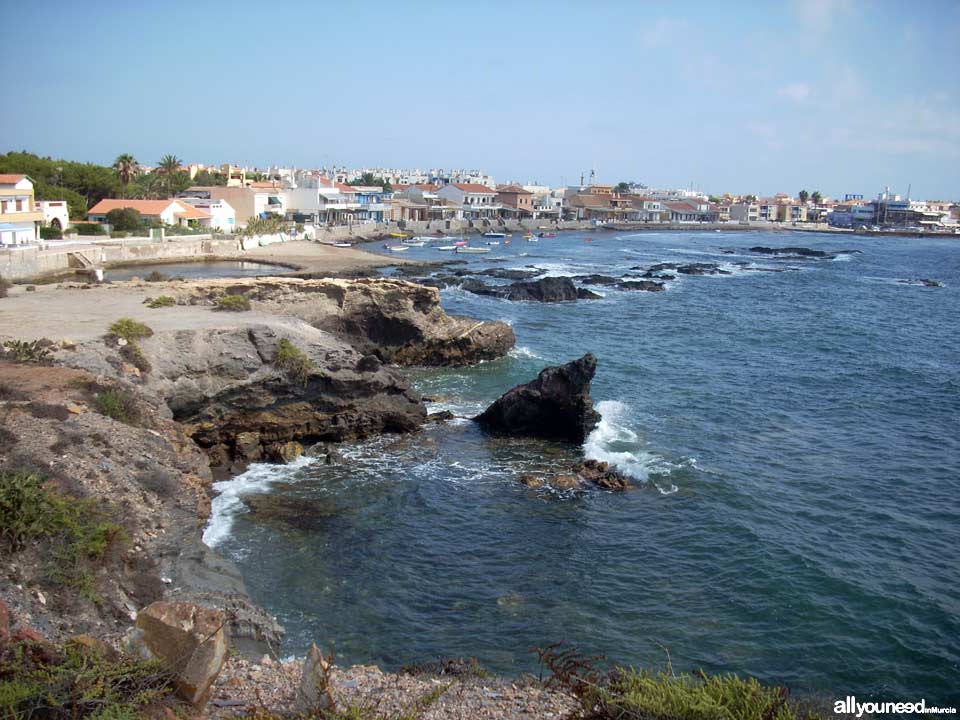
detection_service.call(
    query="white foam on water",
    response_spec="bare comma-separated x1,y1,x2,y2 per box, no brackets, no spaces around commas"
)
529,262,588,277
203,456,316,547
831,254,852,261
584,401,680,491
509,346,544,360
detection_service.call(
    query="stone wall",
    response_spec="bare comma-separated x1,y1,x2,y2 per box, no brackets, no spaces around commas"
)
0,237,242,280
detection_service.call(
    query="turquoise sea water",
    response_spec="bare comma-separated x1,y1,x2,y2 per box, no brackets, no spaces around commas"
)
204,230,960,702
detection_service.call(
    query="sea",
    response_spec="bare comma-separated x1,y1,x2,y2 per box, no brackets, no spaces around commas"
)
202,229,960,703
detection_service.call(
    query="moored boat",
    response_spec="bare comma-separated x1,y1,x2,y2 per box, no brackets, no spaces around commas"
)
384,243,409,252
455,246,491,254
483,232,506,238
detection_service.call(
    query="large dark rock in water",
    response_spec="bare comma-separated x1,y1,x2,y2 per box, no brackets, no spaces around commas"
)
500,276,579,302
474,353,601,443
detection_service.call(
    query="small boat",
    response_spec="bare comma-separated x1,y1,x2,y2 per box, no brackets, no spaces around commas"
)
483,232,506,238
402,239,427,246
526,237,539,242
538,232,557,238
584,237,594,242
486,241,501,246
389,232,408,238
436,245,458,251
332,242,352,248
453,240,468,246
523,232,533,238
456,246,491,254
409,236,434,242
504,239,511,244
384,243,409,252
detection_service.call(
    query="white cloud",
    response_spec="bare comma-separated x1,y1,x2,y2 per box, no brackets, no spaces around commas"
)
637,18,690,49
777,83,812,103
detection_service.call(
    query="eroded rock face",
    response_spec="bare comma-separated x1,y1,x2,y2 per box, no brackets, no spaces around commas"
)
131,601,227,708
474,354,602,444
297,643,335,713
179,278,515,367
60,323,428,468
518,460,631,491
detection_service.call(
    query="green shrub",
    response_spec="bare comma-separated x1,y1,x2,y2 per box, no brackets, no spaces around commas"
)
145,295,176,308
3,339,53,364
107,317,153,342
109,230,129,238
214,293,251,312
0,470,127,602
0,636,172,719
75,223,106,236
104,207,141,232
273,338,314,385
535,644,822,720
94,388,140,424
39,226,62,240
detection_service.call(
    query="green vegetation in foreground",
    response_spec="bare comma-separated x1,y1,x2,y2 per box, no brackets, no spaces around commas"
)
107,318,153,343
273,339,315,385
94,388,141,424
2,339,53,364
0,636,172,720
214,293,252,312
536,644,826,720
145,295,177,308
0,470,126,603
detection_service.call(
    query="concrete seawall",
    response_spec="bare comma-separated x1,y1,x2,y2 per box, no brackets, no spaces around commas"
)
0,237,241,281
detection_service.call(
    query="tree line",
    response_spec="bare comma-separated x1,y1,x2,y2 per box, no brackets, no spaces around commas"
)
0,151,230,219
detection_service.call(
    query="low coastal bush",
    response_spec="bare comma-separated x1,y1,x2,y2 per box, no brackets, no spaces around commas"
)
144,271,170,282
273,339,314,385
536,644,823,720
39,226,62,240
0,470,126,602
214,293,252,312
109,230,129,238
0,636,172,719
94,388,140,424
74,223,106,236
0,278,10,298
107,317,153,343
2,339,53,364
145,295,176,308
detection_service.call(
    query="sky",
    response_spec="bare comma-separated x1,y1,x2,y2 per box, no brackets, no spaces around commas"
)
2,0,959,199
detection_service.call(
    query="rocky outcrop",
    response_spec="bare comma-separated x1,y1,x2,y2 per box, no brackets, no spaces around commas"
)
462,276,583,303
519,460,632,491
129,601,228,708
60,322,427,469
176,278,515,367
474,354,601,444
297,644,335,714
618,280,666,292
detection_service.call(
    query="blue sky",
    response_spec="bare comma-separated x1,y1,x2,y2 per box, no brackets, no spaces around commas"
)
3,0,958,199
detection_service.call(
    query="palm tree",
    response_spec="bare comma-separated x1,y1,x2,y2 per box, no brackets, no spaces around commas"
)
811,191,823,205
113,154,139,187
156,154,183,197
798,189,809,204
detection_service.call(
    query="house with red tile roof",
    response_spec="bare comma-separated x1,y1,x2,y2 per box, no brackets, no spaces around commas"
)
88,199,212,228
436,183,500,219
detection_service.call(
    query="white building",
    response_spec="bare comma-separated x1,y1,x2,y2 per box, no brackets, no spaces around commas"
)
177,197,237,232
0,174,41,245
36,200,70,231
436,183,500,218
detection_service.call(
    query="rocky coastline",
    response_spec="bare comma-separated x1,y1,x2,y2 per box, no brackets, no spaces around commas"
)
0,272,611,716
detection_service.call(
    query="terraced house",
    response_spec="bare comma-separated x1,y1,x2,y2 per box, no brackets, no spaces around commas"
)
0,174,41,245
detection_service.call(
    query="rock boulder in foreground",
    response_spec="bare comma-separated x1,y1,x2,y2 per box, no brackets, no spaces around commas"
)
129,601,227,708
474,353,601,443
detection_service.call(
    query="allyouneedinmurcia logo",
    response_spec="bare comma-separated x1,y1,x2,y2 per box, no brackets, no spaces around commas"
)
835,697,957,717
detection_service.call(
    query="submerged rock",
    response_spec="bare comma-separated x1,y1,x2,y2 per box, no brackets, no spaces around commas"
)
474,353,601,444
517,460,631,491
618,280,666,292
577,287,604,300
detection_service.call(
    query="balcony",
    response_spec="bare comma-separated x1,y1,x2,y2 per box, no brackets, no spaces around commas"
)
0,210,43,223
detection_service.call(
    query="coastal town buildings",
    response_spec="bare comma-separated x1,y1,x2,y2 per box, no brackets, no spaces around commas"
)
176,197,237,232
35,200,70,232
496,185,535,217
436,183,500,219
0,174,42,245
179,186,285,223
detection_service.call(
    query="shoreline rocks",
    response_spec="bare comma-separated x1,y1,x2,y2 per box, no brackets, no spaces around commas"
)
475,354,602,444
519,460,633,491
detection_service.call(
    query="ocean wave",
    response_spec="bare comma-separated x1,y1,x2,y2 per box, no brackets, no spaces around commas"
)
509,346,544,360
203,456,316,547
584,400,682,494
